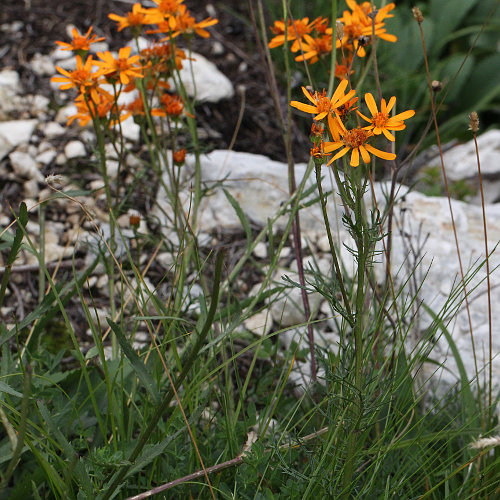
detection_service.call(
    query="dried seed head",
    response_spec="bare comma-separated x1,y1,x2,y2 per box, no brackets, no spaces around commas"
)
336,21,344,40
45,174,64,189
468,111,479,133
412,7,424,23
431,80,442,92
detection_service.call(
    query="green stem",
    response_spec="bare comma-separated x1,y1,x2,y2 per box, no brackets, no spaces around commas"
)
315,164,353,325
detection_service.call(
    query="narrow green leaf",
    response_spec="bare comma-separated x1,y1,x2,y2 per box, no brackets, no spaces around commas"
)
107,319,160,404
0,203,28,308
0,381,23,398
223,188,253,252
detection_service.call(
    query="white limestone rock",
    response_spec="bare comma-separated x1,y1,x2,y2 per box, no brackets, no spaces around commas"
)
30,53,56,76
380,191,500,393
430,129,500,183
43,121,66,138
9,150,44,182
64,140,86,159
170,52,234,103
0,69,20,92
0,120,38,160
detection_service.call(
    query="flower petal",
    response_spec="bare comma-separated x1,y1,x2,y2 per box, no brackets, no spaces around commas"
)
385,96,396,114
359,145,371,164
364,143,396,161
331,79,348,104
290,101,318,114
327,146,350,165
299,86,315,105
323,141,343,153
364,93,378,116
350,148,360,167
391,109,415,121
381,128,396,141
357,110,373,125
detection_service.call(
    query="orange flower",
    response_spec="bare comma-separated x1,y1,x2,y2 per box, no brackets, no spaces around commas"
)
173,148,186,165
334,56,354,80
290,80,356,140
152,93,193,118
339,1,397,57
165,5,218,39
141,41,186,73
55,26,105,53
51,55,103,102
357,93,415,141
66,92,119,127
324,127,396,167
141,0,185,26
269,17,318,52
94,46,143,85
108,3,148,32
294,33,333,64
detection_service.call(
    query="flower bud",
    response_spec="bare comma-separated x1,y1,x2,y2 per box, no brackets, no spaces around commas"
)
431,80,442,92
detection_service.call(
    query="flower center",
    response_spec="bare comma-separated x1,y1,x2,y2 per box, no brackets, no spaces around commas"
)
314,90,331,114
159,0,179,14
372,112,388,128
116,58,131,71
342,128,369,148
72,69,93,85
291,20,310,37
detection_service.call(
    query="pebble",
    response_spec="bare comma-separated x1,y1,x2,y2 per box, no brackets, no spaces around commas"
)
64,140,86,159
44,121,66,138
30,53,56,76
36,149,57,166
9,150,44,181
253,242,268,259
0,119,38,160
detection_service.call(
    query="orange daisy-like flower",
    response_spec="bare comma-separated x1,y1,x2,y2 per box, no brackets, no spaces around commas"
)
339,1,397,57
269,17,319,52
94,47,143,85
334,56,354,80
51,55,103,102
108,3,148,32
290,79,356,140
294,33,333,64
66,92,119,127
358,93,415,141
324,127,396,167
141,0,185,26
165,5,218,39
152,93,194,118
55,26,105,53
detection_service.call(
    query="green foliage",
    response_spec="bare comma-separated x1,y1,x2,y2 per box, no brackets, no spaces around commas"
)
377,0,500,149
1,1,500,498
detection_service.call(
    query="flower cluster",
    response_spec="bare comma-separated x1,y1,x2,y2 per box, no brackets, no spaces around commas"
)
269,0,396,70
291,80,414,167
51,2,218,140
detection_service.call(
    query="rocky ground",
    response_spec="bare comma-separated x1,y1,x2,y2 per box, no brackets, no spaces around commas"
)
2,0,500,393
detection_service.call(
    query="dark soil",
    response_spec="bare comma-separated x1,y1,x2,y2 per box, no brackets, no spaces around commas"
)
1,0,311,162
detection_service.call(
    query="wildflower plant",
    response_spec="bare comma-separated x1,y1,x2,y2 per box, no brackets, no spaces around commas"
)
50,4,218,358
3,1,498,499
